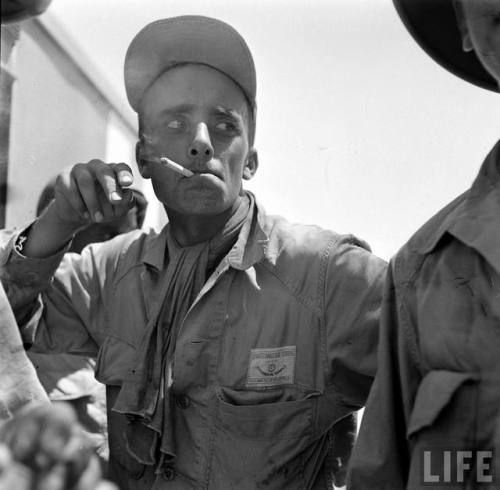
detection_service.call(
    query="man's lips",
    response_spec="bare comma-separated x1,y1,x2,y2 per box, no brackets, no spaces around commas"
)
191,170,221,178
189,166,223,180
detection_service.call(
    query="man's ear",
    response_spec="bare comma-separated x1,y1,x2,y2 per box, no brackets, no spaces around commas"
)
453,0,473,52
136,141,152,179
242,148,259,181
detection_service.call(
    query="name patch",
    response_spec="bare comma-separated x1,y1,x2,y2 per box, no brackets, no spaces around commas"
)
246,346,296,388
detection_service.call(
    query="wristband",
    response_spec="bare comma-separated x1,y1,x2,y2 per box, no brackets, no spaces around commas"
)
14,232,28,254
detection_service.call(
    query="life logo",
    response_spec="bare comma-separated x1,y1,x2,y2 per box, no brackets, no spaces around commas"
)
421,448,495,485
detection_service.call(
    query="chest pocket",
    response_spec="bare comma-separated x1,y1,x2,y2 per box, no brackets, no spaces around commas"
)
209,386,320,488
406,370,479,486
216,386,317,439
407,370,479,442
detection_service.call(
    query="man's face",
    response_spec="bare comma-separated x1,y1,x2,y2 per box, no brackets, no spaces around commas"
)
138,64,257,217
456,0,500,85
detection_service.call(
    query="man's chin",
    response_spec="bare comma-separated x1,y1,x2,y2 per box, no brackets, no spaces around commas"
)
164,196,234,218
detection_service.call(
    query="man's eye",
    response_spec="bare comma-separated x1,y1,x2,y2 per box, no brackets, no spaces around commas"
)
167,120,185,130
214,121,239,133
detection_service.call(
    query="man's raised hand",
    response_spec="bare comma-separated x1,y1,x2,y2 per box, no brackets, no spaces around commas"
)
21,160,135,259
52,160,134,227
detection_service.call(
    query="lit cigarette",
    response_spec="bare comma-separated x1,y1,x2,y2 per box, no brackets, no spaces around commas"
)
160,157,194,177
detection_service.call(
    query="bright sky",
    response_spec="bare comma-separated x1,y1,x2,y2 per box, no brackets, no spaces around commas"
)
48,0,499,261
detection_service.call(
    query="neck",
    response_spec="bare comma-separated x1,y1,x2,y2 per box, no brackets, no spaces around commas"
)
166,196,244,247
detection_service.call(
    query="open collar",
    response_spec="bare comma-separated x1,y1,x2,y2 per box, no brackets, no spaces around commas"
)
417,140,500,274
224,193,269,271
142,225,169,271
140,192,269,273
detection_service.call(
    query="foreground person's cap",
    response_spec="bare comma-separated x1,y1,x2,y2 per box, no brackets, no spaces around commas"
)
124,15,257,112
393,0,498,92
1,0,52,24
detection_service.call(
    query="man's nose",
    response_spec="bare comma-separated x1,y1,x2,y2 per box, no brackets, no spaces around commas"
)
188,123,214,160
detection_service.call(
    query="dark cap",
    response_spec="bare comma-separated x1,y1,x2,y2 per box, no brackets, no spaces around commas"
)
393,0,498,92
124,15,257,112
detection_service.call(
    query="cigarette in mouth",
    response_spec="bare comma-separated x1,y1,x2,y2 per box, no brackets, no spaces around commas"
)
160,157,194,177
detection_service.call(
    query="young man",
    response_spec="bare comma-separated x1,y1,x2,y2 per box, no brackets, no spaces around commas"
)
348,1,499,488
0,16,386,489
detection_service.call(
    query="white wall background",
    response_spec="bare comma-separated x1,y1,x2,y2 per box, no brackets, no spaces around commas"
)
5,18,139,228
32,0,500,259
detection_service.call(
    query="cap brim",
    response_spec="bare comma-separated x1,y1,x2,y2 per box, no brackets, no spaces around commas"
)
394,0,498,92
1,0,52,24
124,15,256,112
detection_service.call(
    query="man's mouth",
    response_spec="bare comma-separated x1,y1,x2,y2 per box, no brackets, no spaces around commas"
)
192,170,221,178
189,164,223,180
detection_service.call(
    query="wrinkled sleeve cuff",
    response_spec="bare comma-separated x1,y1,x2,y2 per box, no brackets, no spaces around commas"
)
0,226,71,335
1,225,70,287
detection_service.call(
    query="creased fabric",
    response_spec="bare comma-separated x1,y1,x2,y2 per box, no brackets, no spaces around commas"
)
348,140,500,490
1,192,386,489
0,281,48,420
112,193,252,466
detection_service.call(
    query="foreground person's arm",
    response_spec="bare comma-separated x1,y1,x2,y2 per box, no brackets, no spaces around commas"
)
347,259,421,489
0,281,48,420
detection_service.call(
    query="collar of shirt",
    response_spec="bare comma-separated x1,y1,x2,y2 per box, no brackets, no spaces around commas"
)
140,191,269,273
416,140,500,274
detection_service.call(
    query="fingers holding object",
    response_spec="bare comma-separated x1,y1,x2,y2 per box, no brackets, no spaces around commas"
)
88,160,131,202
114,162,134,189
54,170,89,221
88,161,131,203
75,161,134,222
72,166,104,222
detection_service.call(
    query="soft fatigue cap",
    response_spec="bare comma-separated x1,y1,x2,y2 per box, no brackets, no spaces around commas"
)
394,0,498,92
124,15,257,112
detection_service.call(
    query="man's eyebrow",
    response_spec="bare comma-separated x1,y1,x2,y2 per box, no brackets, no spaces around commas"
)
211,106,244,120
158,104,196,115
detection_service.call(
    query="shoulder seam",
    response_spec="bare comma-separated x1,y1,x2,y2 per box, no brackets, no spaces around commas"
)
259,260,322,319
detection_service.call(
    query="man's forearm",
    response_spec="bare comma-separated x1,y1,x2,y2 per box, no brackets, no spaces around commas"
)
22,204,81,259
0,205,76,314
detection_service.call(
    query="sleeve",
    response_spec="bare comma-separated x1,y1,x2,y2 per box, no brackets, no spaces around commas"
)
324,236,387,409
0,228,104,357
0,280,49,420
0,228,68,339
346,258,422,489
